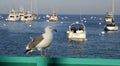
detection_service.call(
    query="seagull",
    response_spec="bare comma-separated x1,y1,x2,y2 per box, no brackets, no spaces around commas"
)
25,26,57,56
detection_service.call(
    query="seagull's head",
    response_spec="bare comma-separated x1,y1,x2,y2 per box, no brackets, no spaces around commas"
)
45,26,57,33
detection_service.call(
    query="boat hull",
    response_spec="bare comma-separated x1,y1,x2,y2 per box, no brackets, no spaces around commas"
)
49,19,57,23
67,31,87,42
104,25,118,31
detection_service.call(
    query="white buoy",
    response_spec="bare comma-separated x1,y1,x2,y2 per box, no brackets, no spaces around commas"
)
61,17,64,20
84,20,87,23
91,16,93,19
99,18,102,20
83,17,86,20
60,22,63,24
43,16,45,18
46,14,50,18
101,31,105,35
65,16,68,19
76,21,79,24
99,22,101,25
29,24,32,27
81,20,84,22
46,20,49,22
38,17,41,19
3,24,6,27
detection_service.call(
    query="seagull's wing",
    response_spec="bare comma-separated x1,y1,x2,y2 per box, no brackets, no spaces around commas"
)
27,35,44,49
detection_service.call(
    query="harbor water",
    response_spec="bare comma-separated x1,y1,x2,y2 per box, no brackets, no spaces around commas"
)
0,14,120,59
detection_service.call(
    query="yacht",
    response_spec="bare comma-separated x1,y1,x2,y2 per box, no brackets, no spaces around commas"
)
104,23,118,31
6,9,20,22
49,13,58,23
67,22,87,42
18,7,25,18
104,0,118,31
21,11,37,22
105,12,113,23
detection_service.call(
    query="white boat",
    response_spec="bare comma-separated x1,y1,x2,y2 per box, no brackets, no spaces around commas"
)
6,9,20,22
21,11,37,22
104,0,118,31
49,13,58,23
6,6,37,22
67,22,87,42
104,23,118,31
105,12,113,23
18,7,25,18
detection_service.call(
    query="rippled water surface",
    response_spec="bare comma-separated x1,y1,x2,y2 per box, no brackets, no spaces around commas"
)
0,14,120,59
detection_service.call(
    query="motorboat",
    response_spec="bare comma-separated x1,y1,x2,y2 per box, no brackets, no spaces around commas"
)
104,23,118,31
67,22,87,42
49,13,58,23
6,7,37,22
104,0,118,31
21,11,37,22
6,9,20,22
18,7,25,18
105,12,113,23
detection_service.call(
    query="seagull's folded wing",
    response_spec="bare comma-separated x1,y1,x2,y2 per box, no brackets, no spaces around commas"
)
28,35,44,49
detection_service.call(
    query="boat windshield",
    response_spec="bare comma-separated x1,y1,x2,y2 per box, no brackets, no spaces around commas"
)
71,24,84,31
107,23,116,26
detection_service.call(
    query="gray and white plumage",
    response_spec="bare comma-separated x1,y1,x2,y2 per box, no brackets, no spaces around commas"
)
25,26,57,55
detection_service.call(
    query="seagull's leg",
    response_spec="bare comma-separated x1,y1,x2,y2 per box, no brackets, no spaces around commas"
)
40,49,43,56
44,49,47,56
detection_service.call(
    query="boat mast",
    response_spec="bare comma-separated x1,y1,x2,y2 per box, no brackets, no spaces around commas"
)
52,8,55,14
30,0,33,14
34,0,38,14
112,0,114,19
79,9,82,22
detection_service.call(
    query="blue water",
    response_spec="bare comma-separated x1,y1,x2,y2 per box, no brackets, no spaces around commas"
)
0,14,120,59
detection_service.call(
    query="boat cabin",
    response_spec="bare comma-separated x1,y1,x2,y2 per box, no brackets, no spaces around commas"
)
67,22,87,42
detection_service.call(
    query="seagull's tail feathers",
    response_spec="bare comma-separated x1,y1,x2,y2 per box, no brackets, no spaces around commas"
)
25,49,32,55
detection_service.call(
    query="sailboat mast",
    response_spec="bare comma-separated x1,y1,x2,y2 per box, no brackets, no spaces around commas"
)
31,0,33,14
112,0,114,19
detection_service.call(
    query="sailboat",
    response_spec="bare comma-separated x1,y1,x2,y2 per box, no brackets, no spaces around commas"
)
104,0,118,31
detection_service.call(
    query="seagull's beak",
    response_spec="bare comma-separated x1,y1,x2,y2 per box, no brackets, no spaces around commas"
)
53,29,57,32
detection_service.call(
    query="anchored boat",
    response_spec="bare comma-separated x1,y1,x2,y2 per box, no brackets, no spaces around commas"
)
21,11,37,22
49,13,58,23
6,6,37,22
104,23,118,31
67,22,87,42
6,9,20,22
104,0,118,31
105,12,113,23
